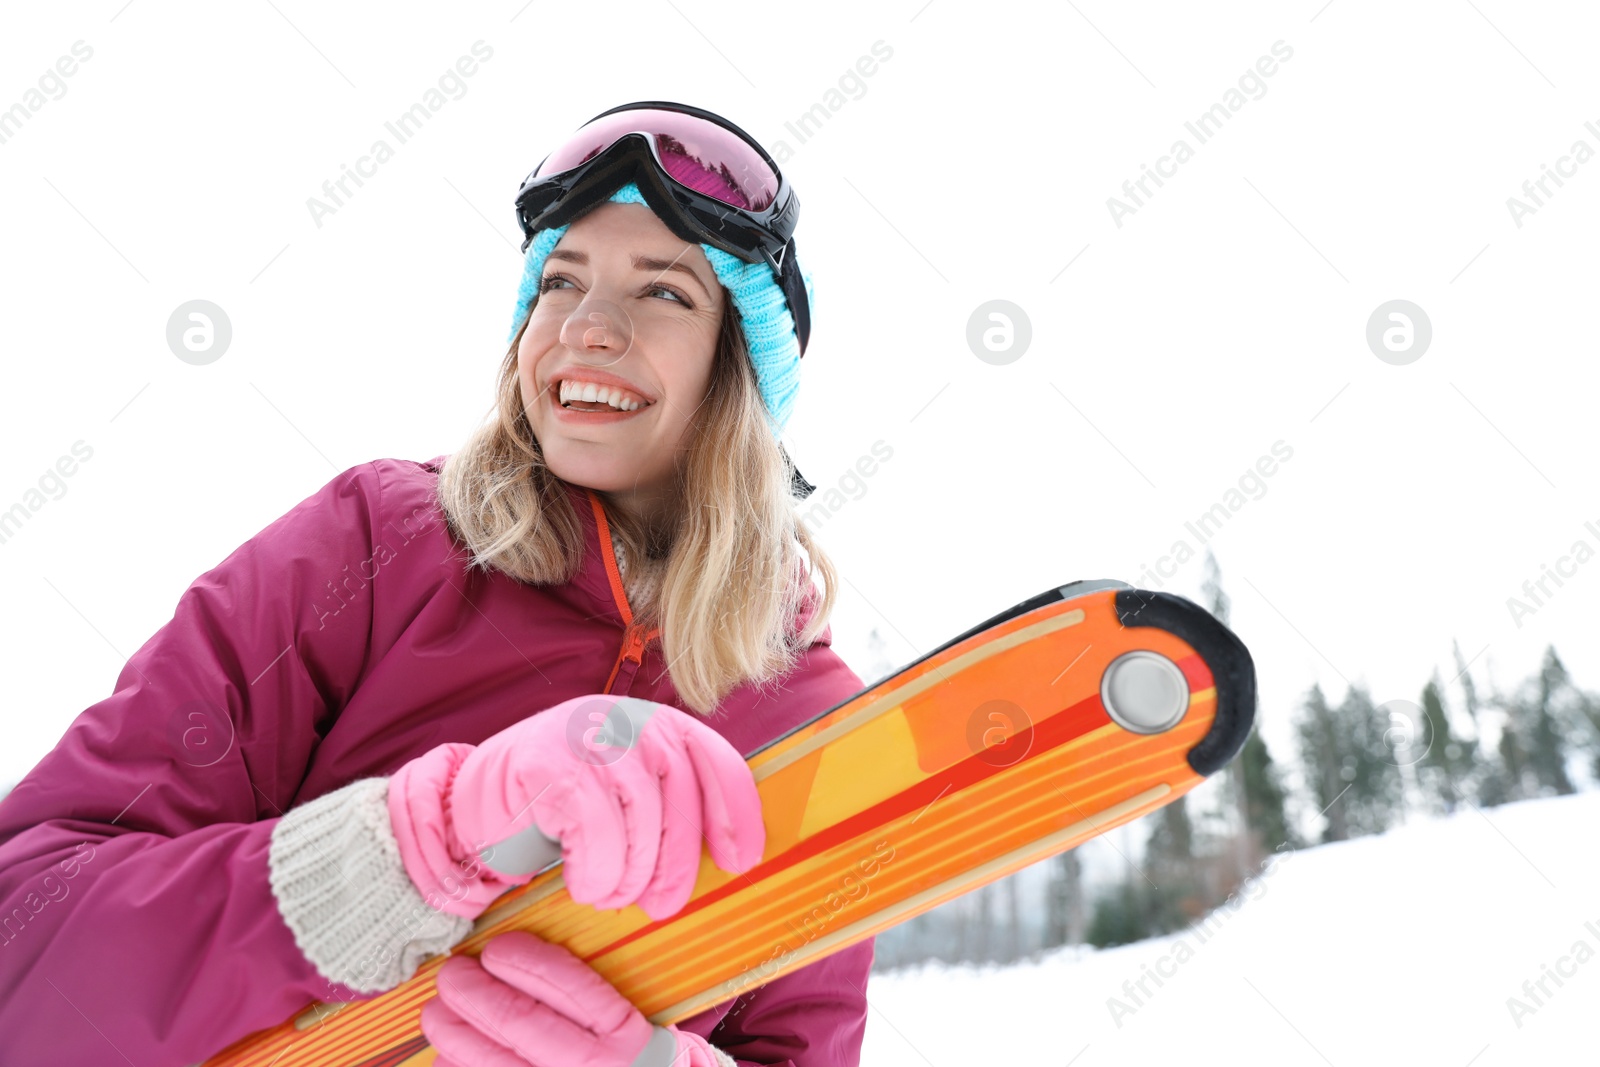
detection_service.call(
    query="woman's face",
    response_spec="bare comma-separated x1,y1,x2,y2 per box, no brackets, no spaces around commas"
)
518,201,724,521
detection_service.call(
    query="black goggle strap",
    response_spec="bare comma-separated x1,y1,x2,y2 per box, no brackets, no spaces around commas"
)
781,444,816,500
774,238,810,356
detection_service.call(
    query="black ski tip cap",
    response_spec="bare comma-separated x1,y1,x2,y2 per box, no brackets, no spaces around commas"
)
1113,588,1257,777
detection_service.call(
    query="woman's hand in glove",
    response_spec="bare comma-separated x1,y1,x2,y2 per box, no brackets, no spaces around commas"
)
422,931,732,1067
387,694,765,921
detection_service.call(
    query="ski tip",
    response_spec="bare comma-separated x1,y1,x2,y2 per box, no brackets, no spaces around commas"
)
1111,588,1257,777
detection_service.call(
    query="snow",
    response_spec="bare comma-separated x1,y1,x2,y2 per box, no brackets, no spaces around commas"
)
861,791,1600,1065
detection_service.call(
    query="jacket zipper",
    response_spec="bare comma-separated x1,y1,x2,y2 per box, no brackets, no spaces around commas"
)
607,619,650,695
589,490,661,695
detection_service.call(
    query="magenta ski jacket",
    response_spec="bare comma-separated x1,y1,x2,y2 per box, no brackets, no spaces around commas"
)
0,455,875,1067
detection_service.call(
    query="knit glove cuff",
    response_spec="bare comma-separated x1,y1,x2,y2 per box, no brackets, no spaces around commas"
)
268,776,474,993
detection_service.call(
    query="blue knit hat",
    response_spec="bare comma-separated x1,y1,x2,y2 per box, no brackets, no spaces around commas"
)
508,181,813,438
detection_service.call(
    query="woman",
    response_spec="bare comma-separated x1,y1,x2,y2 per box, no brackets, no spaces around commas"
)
0,102,874,1067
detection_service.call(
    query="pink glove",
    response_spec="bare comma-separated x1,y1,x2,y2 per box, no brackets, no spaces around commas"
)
422,931,729,1067
388,694,765,921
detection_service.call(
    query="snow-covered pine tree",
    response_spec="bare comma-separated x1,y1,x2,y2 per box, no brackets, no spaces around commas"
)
1518,647,1577,796
1334,684,1404,837
1296,683,1350,842
1486,648,1578,801
1416,671,1475,814
1140,799,1200,935
1043,850,1085,947
1237,727,1299,856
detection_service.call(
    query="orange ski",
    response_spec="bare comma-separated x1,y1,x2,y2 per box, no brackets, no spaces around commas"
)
203,580,1256,1067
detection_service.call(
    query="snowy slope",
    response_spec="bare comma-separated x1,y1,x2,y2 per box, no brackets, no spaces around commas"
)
861,792,1600,1066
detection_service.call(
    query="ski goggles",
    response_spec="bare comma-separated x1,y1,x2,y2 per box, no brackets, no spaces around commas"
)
513,101,811,355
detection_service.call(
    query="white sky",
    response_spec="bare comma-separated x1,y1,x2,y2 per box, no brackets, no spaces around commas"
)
3,0,1599,797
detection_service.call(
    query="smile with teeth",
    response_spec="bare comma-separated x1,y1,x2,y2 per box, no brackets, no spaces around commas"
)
557,379,651,412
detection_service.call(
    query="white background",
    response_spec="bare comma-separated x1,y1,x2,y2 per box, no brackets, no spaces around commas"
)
1,1,1598,1056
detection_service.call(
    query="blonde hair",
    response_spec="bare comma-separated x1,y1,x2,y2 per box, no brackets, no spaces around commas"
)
436,290,837,715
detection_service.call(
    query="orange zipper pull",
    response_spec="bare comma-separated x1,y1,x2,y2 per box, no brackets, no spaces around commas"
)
622,621,646,664
605,620,650,694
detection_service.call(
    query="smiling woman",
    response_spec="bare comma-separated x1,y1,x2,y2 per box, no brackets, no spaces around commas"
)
0,102,871,1067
